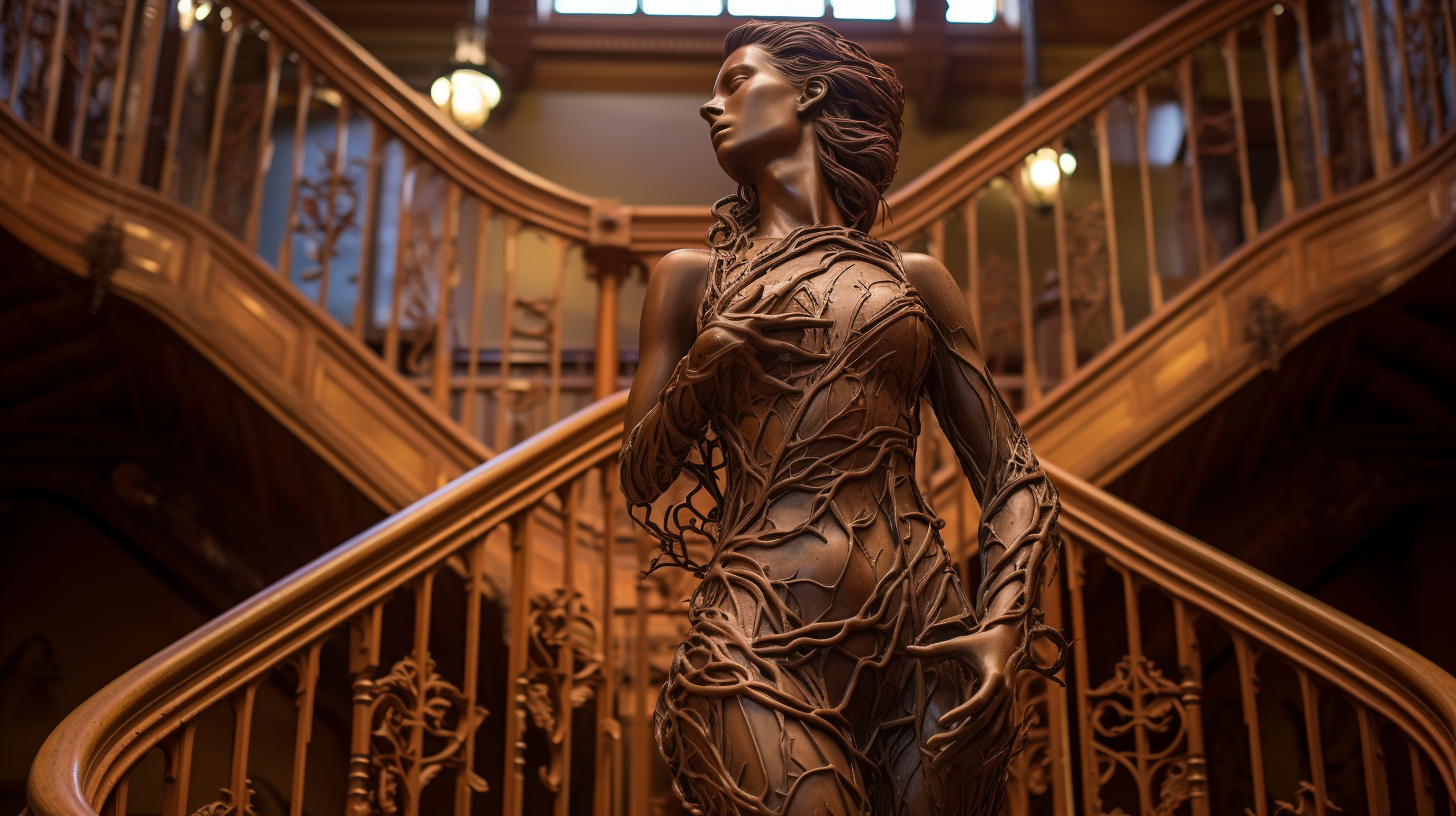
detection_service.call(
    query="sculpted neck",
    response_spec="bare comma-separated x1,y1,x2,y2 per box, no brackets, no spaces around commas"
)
753,130,846,241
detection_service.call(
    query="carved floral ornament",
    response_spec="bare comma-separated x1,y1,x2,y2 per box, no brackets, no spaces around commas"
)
358,654,489,815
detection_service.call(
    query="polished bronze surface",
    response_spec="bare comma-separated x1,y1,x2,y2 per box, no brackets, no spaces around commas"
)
621,22,1063,815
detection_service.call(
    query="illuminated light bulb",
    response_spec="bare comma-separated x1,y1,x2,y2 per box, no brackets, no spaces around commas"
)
195,1,211,20
431,77,451,107
1028,151,1060,191
1058,150,1077,175
1273,3,1285,14
219,5,231,19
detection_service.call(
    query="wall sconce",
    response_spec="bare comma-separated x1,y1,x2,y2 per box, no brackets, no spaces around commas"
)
432,21,504,132
1022,146,1076,207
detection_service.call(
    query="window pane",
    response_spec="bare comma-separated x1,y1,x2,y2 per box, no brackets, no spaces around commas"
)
644,0,723,14
555,0,637,13
946,0,994,22
832,0,894,19
727,0,825,16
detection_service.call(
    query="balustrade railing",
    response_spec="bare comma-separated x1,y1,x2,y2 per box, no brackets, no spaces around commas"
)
25,393,1456,816
0,0,642,449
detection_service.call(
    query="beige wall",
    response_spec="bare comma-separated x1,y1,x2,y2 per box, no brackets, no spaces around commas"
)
477,89,1024,205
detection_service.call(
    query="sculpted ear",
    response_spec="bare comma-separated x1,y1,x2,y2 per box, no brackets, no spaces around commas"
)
798,77,829,115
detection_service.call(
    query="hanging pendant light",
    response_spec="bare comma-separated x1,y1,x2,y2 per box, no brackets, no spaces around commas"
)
432,1,505,132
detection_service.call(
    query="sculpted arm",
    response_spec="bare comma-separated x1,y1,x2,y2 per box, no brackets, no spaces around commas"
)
620,250,712,505
903,253,1064,753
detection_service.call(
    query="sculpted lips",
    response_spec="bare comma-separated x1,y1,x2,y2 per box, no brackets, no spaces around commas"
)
710,122,731,143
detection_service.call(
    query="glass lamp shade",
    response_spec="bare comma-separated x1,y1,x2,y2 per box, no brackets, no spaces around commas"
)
432,68,502,132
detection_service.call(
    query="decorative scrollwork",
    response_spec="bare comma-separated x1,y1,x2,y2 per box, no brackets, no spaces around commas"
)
522,587,604,792
356,654,488,815
295,144,366,290
1243,294,1293,372
1087,654,1195,816
189,782,256,816
1247,781,1341,816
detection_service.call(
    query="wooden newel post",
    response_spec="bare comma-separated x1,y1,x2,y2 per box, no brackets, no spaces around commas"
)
588,199,634,401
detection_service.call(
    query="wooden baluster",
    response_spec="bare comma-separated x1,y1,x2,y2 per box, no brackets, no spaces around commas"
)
1010,173,1042,406
198,17,240,216
1223,28,1260,241
453,537,488,816
103,777,129,816
1172,598,1211,816
1134,84,1164,310
315,94,350,309
461,204,493,433
553,480,581,816
159,722,196,816
350,119,383,339
1232,631,1269,816
118,0,168,181
1408,739,1437,816
229,680,261,816
1050,139,1075,381
1293,0,1333,199
548,236,568,424
277,61,313,282
1064,537,1099,816
1117,568,1157,814
594,465,620,816
591,257,625,401
503,514,535,816
1262,9,1299,219
1040,552,1073,816
1178,54,1210,275
1094,108,1125,340
1356,0,1395,176
345,604,383,816
70,0,104,156
493,217,522,450
243,39,282,252
1294,668,1331,816
1356,705,1392,816
1417,6,1442,143
433,181,461,412
1388,0,1424,155
1442,0,1456,102
6,0,35,106
630,525,652,816
383,147,414,371
39,0,70,141
98,0,137,174
288,642,322,816
156,13,195,198
963,192,983,344
406,572,436,816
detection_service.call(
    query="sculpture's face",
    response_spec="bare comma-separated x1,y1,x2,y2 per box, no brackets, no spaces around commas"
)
701,45,808,186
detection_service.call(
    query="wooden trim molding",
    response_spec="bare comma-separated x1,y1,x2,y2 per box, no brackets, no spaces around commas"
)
0,110,490,512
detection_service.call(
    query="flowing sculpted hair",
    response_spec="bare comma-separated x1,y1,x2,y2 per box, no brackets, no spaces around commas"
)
708,21,905,253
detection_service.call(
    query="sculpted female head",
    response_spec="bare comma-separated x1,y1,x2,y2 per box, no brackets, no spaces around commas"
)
702,21,905,237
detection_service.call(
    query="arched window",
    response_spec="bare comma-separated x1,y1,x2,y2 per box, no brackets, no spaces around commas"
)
552,0,998,24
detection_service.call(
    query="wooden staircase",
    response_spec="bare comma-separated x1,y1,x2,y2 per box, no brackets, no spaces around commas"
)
6,0,1456,812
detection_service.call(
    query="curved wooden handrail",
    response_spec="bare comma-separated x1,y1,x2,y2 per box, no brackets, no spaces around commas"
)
26,393,1456,816
25,391,630,816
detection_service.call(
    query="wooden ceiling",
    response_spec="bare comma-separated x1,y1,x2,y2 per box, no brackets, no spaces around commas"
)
310,0,1188,98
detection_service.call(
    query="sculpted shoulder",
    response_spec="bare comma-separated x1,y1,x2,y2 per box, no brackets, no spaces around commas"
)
901,251,975,336
649,249,712,304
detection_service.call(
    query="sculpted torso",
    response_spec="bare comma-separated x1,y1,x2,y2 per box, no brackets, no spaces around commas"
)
620,24,1063,816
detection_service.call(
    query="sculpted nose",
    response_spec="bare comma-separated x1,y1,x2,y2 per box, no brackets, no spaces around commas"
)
700,98,723,124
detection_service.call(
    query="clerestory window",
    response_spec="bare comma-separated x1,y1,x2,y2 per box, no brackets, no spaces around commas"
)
552,0,998,24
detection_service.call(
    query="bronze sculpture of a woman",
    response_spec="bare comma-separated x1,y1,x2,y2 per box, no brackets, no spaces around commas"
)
621,20,1064,816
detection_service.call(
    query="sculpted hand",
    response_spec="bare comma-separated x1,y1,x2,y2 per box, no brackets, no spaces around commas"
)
906,622,1024,765
689,312,833,372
